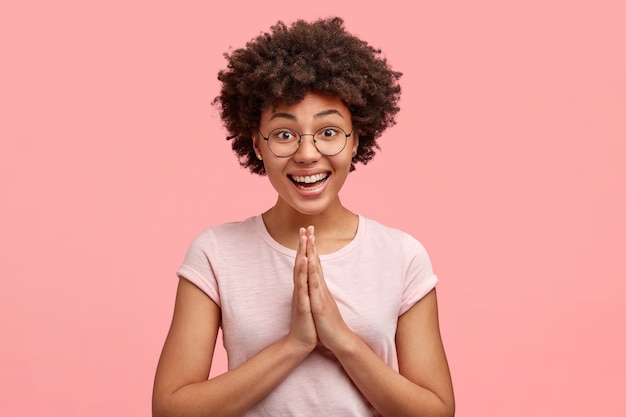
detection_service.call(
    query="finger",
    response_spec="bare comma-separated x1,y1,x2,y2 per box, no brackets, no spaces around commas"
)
294,236,308,288
293,229,310,300
295,256,310,302
296,227,307,259
295,228,308,270
305,230,326,294
305,226,317,261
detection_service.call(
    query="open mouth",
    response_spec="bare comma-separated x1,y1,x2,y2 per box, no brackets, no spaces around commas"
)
289,173,330,190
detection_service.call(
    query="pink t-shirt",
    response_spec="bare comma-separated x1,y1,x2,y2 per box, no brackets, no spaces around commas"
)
178,215,438,416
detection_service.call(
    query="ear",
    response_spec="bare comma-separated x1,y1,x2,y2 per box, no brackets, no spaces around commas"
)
352,133,359,156
252,133,264,160
252,133,261,155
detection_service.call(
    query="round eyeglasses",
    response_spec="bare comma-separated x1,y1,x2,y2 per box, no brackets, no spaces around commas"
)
258,126,352,158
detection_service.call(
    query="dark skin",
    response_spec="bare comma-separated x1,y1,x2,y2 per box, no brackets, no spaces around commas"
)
152,93,454,417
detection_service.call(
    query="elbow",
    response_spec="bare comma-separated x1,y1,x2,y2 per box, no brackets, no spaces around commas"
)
441,397,455,417
151,396,167,417
152,390,178,417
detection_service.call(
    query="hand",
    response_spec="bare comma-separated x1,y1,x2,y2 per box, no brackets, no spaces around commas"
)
304,226,353,353
287,227,318,353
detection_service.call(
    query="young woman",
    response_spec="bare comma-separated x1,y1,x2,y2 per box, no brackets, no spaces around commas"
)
153,17,454,417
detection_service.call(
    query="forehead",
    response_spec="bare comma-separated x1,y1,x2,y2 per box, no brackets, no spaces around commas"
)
260,92,351,125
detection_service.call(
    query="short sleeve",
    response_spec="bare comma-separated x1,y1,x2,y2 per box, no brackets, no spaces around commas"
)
176,230,221,307
399,233,439,315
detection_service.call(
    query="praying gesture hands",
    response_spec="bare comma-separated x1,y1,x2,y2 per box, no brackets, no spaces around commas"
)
288,226,353,354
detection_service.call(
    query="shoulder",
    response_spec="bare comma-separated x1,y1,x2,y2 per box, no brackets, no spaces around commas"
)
187,215,259,248
177,216,264,297
360,216,428,255
181,216,265,266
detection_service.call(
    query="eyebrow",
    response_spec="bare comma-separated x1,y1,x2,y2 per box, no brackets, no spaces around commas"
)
269,109,345,121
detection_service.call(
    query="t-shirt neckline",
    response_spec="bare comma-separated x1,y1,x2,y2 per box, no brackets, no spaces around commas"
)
254,214,365,260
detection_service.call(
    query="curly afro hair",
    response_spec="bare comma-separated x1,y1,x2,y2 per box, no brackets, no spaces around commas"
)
214,17,402,175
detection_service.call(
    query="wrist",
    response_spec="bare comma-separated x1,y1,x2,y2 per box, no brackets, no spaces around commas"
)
283,334,316,358
326,326,360,358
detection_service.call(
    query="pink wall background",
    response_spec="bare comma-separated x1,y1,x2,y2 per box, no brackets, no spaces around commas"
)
1,1,624,415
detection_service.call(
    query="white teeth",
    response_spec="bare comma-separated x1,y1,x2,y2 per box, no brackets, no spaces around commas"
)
292,173,328,183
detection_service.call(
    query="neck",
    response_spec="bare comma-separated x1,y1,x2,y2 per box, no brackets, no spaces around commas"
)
262,197,358,253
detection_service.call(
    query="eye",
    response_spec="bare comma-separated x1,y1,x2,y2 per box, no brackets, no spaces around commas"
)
270,129,297,141
317,127,340,138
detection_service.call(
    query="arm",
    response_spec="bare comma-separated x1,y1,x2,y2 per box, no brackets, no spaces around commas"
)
152,230,318,417
330,290,454,417
305,228,455,417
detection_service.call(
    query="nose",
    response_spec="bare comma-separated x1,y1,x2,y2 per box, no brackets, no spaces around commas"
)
293,134,321,163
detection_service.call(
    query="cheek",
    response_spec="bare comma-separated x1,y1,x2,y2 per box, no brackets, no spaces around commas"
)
337,154,355,170
263,159,287,179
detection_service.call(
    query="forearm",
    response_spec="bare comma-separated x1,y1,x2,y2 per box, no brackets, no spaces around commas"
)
153,337,309,417
334,334,453,417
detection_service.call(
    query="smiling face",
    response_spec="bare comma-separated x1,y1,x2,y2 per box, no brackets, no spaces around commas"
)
254,92,358,218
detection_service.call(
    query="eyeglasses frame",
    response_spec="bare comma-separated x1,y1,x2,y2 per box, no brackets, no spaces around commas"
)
257,126,353,158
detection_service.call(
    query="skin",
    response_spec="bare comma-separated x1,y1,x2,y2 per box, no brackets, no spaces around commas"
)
152,92,455,417
255,93,360,251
